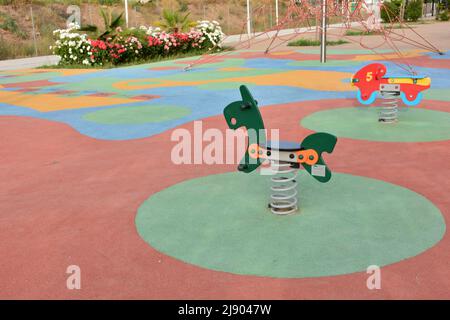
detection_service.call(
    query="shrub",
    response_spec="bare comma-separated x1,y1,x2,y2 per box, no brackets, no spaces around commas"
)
89,39,110,65
381,0,403,23
405,0,423,22
79,8,125,41
51,20,226,67
0,35,11,60
287,38,349,46
345,29,381,36
0,12,27,39
120,27,149,44
146,34,164,57
440,10,450,21
437,4,450,21
51,23,93,66
112,34,144,64
98,0,122,5
195,20,225,50
157,9,195,33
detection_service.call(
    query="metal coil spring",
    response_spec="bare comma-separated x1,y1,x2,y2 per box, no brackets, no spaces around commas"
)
268,161,298,215
379,91,400,123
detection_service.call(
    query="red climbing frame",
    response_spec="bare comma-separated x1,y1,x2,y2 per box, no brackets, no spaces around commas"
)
187,0,442,75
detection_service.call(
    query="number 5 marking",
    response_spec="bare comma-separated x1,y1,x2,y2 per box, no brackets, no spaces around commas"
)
366,72,373,82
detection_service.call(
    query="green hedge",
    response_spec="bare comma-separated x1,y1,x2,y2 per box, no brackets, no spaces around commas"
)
405,0,423,22
381,0,403,23
439,10,450,21
381,0,425,23
437,3,450,21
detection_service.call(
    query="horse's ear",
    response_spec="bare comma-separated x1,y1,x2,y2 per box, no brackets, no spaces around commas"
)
239,85,257,107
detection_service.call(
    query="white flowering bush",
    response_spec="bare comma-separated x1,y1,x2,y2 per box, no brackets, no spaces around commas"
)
195,20,225,49
139,25,163,37
51,23,93,66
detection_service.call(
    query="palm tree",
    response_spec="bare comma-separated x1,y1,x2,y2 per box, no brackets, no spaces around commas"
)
156,9,195,33
80,8,124,40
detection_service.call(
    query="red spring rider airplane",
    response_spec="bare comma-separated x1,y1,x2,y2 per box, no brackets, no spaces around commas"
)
351,63,431,106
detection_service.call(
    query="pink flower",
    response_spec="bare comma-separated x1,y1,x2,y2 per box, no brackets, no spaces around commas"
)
148,36,162,47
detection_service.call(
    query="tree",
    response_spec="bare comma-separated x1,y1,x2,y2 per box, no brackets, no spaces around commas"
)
437,3,450,21
381,0,403,23
405,0,424,22
156,9,195,33
80,8,124,40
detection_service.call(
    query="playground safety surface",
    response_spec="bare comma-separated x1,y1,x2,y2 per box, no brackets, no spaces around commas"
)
0,47,449,299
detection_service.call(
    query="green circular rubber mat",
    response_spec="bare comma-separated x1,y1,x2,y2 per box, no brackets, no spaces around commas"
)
301,107,450,142
136,172,445,278
83,105,191,124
